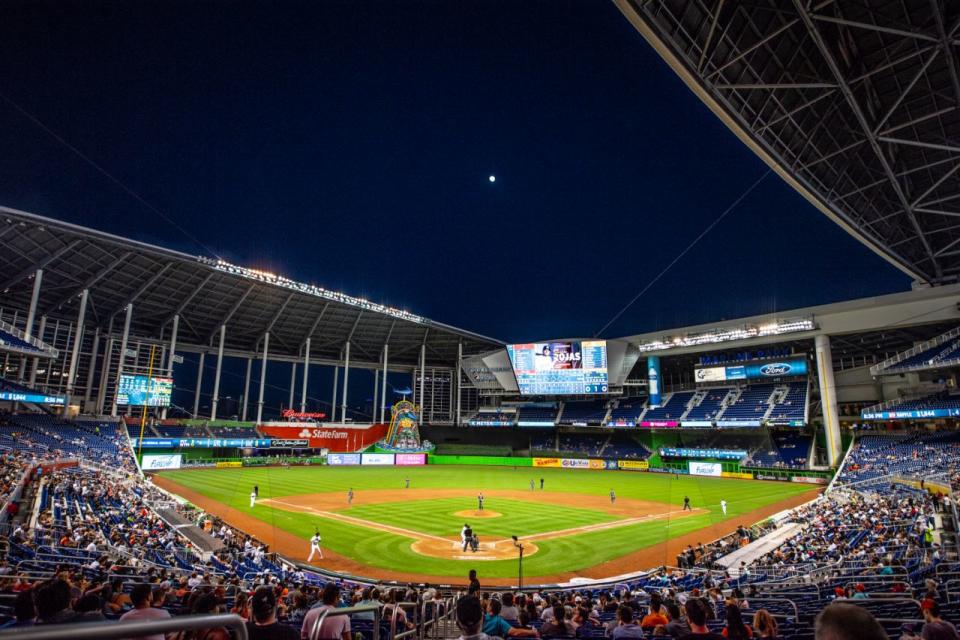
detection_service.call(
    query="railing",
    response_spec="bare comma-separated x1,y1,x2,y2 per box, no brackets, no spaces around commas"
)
3,613,248,640
0,318,59,358
870,326,960,375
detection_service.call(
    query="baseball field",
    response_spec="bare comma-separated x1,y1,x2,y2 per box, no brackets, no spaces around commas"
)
152,465,818,584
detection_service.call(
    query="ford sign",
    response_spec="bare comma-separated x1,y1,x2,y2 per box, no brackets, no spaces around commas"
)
759,363,792,376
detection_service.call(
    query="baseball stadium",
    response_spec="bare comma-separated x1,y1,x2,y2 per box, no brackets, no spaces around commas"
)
2,1,960,640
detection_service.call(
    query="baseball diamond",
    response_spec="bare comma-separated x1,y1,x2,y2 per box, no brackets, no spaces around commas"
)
153,464,816,584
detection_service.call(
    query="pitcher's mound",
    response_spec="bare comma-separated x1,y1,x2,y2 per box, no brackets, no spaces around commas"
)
411,537,538,561
454,509,502,519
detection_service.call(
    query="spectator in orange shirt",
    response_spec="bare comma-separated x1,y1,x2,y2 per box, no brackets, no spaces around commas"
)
642,595,669,630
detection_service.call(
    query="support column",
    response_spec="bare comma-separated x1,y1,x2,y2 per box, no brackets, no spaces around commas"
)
331,362,339,422
300,338,311,413
341,342,351,422
815,335,842,466
373,369,379,424
456,341,463,426
96,336,113,414
256,333,269,424
380,344,389,424
110,304,133,417
288,363,297,410
418,343,426,425
241,357,252,422
162,314,179,419
19,269,43,383
193,352,206,419
65,289,89,403
84,326,101,406
210,325,226,421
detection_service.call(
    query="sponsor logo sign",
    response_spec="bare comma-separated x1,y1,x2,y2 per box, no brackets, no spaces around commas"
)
269,439,309,448
361,453,395,466
681,420,713,428
639,420,679,428
791,476,828,485
532,457,562,468
588,459,606,470
560,458,590,469
755,473,790,482
688,461,722,477
142,454,182,470
327,453,361,465
215,461,242,468
722,471,754,480
605,418,636,428
395,453,426,466
281,409,327,420
617,460,649,471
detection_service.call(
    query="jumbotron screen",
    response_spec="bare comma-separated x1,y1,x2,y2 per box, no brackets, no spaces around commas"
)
506,340,608,395
116,374,173,407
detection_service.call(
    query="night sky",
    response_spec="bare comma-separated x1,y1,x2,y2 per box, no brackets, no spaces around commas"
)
1,1,911,346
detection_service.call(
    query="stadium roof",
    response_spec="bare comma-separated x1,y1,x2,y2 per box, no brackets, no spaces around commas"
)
615,0,960,284
617,282,960,359
0,206,502,369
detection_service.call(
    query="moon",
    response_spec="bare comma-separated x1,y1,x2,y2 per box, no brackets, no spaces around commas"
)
488,175,496,183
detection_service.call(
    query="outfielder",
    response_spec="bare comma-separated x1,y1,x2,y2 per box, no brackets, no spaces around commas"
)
720,499,727,516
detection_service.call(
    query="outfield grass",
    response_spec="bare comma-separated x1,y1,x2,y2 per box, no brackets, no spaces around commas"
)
156,465,812,579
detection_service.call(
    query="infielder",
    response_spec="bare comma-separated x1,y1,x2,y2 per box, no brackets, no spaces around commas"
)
529,479,535,491
250,489,257,508
477,493,484,511
610,489,616,504
307,530,323,561
720,499,727,516
348,488,354,505
405,477,410,489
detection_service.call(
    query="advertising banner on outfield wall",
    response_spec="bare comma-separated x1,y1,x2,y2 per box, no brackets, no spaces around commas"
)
327,453,361,465
215,461,242,468
560,458,591,469
688,461,722,477
617,460,649,471
259,423,387,451
395,453,426,466
533,457,562,468
588,459,606,470
722,471,754,480
361,453,394,466
791,476,828,485
755,473,791,482
142,454,182,470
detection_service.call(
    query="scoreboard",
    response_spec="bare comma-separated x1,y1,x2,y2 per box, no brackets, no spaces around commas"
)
116,374,173,407
507,340,609,395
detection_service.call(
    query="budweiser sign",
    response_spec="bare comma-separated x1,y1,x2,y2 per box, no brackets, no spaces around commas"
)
281,409,327,420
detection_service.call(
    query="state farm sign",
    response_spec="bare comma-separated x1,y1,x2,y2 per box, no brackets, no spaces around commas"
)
259,423,387,452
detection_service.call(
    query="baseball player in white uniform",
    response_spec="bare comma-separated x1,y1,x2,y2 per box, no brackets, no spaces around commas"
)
307,531,323,561
720,499,728,516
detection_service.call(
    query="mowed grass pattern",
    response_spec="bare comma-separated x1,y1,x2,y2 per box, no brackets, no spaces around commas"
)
157,465,812,578
342,497,617,537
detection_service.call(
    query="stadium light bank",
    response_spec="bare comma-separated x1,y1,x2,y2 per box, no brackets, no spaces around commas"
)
635,317,815,352
201,258,426,324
